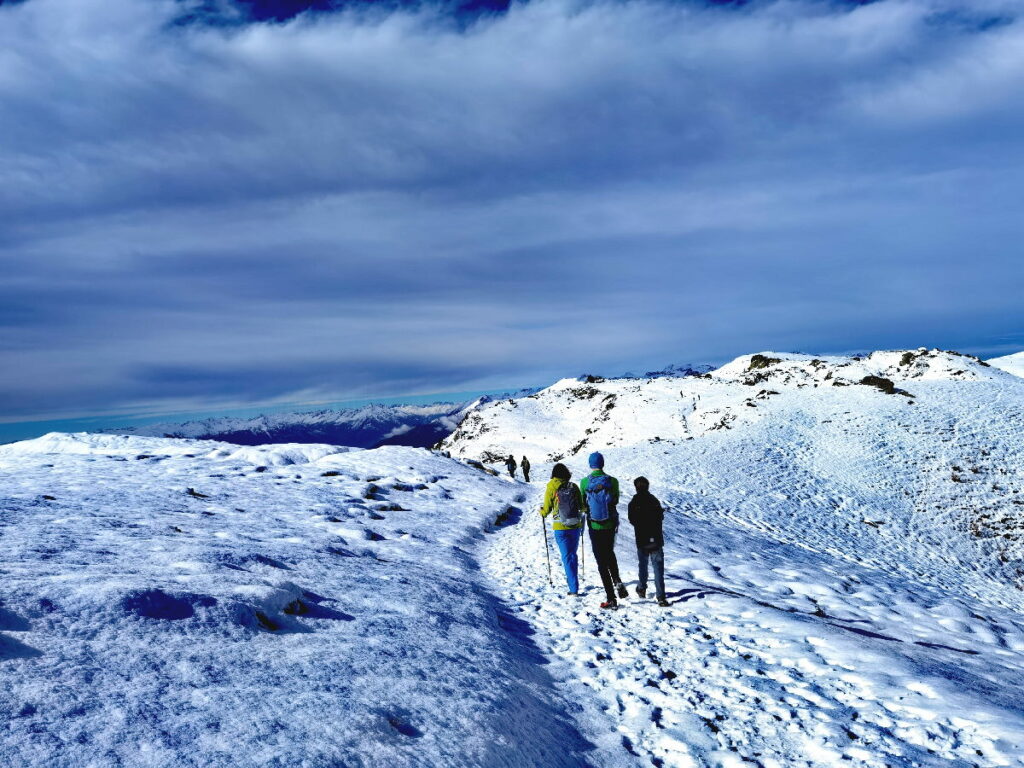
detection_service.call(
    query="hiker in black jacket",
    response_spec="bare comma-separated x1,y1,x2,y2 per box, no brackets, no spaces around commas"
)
505,455,517,479
521,456,531,483
628,477,669,607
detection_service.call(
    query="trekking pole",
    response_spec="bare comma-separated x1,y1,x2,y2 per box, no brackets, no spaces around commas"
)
579,524,585,583
541,515,553,586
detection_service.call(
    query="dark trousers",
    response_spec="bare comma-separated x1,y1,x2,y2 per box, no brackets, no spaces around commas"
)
588,527,622,601
637,546,666,600
523,468,530,482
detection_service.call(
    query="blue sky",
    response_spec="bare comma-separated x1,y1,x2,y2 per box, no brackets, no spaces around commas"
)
1,0,1023,442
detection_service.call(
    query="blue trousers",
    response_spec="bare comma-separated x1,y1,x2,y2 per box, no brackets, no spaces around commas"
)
553,528,581,594
637,546,666,600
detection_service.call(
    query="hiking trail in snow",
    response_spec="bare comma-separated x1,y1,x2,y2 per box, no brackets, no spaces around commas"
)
483,481,1024,768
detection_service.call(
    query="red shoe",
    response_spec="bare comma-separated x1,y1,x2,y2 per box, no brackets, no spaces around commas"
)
599,600,618,610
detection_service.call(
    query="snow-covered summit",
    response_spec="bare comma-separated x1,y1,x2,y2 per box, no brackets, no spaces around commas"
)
448,348,1010,464
712,347,1003,385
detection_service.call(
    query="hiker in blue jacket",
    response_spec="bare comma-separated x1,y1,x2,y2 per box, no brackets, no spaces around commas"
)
628,477,669,607
581,452,628,609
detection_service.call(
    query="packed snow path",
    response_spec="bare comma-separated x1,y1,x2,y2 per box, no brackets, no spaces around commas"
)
484,482,1024,768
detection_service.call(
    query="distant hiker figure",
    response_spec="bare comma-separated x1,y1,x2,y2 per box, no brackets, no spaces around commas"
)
540,463,584,595
582,452,628,609
505,455,517,479
521,456,531,483
628,477,669,607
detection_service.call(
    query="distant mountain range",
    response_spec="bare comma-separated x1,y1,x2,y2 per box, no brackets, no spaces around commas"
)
107,401,479,449
105,389,543,448
578,362,714,382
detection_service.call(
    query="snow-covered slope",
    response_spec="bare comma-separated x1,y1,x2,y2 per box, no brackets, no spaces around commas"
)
107,401,475,449
442,347,1024,766
6,348,1024,767
0,433,588,767
990,351,1024,379
443,348,1024,603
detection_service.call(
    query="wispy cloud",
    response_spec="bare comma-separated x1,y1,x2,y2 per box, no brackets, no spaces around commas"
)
1,0,1022,429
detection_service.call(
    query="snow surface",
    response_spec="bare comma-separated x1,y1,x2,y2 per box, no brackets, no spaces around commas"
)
5,347,1024,767
0,433,591,767
989,352,1024,379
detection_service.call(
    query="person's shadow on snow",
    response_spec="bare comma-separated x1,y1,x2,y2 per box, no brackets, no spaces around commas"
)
0,605,42,660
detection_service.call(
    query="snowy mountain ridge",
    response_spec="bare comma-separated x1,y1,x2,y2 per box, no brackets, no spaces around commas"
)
581,363,715,381
443,347,1024,606
447,347,1011,460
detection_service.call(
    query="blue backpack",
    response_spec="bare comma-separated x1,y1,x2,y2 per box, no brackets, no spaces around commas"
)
586,474,614,522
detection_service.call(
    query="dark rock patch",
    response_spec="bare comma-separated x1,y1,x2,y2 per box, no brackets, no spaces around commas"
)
748,354,781,371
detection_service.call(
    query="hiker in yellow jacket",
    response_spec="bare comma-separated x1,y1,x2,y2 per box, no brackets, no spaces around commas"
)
539,463,584,595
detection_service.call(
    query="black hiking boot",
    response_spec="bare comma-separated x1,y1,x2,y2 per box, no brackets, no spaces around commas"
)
636,587,647,599
599,600,618,610
657,598,670,608
616,583,628,599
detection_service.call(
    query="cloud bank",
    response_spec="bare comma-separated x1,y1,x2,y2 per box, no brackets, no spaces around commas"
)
1,0,1023,430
